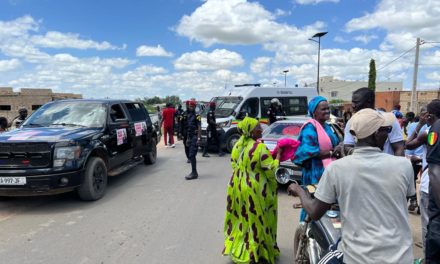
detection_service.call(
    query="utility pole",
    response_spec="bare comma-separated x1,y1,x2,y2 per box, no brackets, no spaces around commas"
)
411,38,421,112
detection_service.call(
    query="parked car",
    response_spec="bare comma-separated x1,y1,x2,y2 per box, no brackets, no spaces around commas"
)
260,116,344,182
0,99,160,201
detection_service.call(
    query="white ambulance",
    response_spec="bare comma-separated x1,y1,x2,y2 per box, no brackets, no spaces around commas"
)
200,86,317,153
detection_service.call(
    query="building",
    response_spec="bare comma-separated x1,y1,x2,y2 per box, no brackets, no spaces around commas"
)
0,87,82,122
400,90,440,113
316,76,403,102
375,91,401,112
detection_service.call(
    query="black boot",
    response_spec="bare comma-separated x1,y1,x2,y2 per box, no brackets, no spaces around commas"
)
185,159,198,180
202,145,210,157
185,172,198,180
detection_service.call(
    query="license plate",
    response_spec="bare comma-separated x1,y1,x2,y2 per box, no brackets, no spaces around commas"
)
0,177,27,185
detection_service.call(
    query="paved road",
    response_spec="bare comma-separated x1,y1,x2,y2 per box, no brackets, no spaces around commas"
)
0,141,423,263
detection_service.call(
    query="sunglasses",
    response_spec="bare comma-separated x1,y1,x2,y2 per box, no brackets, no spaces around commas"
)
378,126,392,133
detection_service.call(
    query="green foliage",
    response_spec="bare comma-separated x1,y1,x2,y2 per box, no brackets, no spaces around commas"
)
368,59,376,91
135,95,182,112
329,99,345,104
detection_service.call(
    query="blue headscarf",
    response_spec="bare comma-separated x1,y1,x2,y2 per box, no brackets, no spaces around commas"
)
308,96,327,116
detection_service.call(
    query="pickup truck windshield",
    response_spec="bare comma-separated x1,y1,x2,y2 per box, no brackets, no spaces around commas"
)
201,97,242,118
23,102,107,128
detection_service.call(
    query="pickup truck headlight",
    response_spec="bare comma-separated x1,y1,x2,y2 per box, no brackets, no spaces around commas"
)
54,146,81,167
217,120,231,128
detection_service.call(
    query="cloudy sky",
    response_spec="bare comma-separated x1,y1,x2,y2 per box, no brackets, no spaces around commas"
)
0,0,439,100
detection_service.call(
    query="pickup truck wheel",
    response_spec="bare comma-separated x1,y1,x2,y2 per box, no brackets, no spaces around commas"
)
225,133,240,153
77,157,108,201
144,138,157,165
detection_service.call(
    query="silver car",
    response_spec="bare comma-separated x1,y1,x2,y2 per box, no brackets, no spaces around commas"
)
261,117,343,183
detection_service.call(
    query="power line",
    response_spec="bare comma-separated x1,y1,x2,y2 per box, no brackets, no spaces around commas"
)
376,46,416,72
332,46,416,90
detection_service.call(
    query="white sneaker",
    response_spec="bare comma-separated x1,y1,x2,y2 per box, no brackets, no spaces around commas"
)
171,144,175,148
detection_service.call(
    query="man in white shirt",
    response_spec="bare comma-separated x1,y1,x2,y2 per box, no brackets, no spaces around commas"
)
289,109,415,264
343,88,404,156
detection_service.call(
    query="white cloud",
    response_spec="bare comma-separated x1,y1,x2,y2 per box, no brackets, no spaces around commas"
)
136,45,173,57
0,58,21,71
0,15,124,64
346,0,440,50
333,36,348,43
0,15,38,37
176,0,279,46
353,34,378,44
274,9,291,17
31,31,125,50
295,0,339,4
250,57,272,74
174,49,244,71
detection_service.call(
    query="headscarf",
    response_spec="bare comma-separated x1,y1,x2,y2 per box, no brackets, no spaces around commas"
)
308,96,327,117
237,117,259,138
234,117,259,154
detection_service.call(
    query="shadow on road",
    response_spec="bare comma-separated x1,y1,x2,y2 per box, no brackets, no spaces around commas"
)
0,157,163,218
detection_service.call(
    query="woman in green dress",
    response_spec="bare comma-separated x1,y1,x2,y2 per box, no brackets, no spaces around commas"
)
223,117,282,264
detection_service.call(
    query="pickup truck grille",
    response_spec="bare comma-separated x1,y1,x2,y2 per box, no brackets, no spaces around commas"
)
0,143,51,169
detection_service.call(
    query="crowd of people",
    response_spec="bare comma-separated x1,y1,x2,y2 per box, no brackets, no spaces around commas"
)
222,87,440,264
157,99,226,180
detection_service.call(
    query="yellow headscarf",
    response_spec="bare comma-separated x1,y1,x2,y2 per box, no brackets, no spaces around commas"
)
234,117,259,154
237,117,259,138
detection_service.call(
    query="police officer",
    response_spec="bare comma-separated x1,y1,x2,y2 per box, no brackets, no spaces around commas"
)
267,98,285,125
181,101,190,163
10,107,28,128
175,104,184,140
184,100,201,180
203,102,224,157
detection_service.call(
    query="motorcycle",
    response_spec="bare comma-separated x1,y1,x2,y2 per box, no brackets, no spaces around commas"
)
276,169,342,264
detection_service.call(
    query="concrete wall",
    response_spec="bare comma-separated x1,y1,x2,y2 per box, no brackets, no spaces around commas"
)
0,87,82,122
376,91,401,112
400,90,440,113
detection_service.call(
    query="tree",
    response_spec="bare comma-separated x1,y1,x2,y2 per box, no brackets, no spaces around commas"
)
368,59,376,91
164,95,181,106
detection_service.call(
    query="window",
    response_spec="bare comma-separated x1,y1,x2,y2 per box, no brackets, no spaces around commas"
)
239,98,259,118
125,103,146,122
261,97,308,117
0,105,11,111
284,97,308,116
331,91,338,97
110,104,126,121
32,105,42,110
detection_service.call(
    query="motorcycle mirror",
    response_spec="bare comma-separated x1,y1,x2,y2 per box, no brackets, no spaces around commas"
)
275,167,291,185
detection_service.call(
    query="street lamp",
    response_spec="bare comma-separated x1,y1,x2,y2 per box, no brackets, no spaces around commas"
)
309,31,328,95
283,70,289,87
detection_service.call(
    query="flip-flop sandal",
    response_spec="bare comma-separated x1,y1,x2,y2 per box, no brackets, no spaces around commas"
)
293,203,303,209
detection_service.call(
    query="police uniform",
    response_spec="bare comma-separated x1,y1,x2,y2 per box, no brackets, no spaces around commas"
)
426,119,440,261
175,107,184,140
184,109,201,179
181,110,189,160
267,106,286,125
202,109,224,157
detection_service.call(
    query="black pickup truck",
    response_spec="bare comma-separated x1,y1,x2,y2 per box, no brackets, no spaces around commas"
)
0,99,160,201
